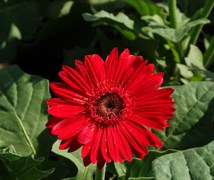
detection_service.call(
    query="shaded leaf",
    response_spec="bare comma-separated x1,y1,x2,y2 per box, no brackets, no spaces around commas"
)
0,146,54,180
153,140,214,180
0,1,41,61
46,0,74,19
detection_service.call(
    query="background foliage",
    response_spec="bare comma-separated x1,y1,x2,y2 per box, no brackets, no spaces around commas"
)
0,0,213,179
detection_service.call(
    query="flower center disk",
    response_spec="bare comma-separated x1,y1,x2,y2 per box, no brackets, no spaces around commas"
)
96,93,124,118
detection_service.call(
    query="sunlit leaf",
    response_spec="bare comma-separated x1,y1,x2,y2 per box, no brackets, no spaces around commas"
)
185,45,204,69
0,65,52,157
153,140,214,180
143,16,209,42
52,140,96,180
155,82,214,149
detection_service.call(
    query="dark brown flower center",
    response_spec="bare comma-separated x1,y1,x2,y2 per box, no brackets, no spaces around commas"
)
96,93,124,118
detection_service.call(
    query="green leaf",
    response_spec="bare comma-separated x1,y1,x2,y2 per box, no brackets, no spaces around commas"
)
114,162,126,179
0,1,41,61
83,10,137,40
0,65,51,157
185,45,204,69
121,150,176,180
143,16,209,42
155,82,214,149
153,140,214,180
0,146,54,180
46,0,74,19
12,157,54,180
128,177,154,180
52,140,96,180
124,0,164,17
0,146,21,161
176,64,193,79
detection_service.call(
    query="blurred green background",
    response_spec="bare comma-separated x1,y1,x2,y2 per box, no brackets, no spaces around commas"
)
0,0,213,84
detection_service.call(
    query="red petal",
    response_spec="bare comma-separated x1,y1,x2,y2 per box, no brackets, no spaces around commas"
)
138,74,163,94
59,138,73,150
48,104,85,118
125,120,162,148
90,128,102,163
68,139,82,152
77,124,95,144
83,153,91,167
97,156,106,169
106,126,117,161
46,117,61,130
105,48,118,81
81,132,96,158
101,127,111,162
116,124,132,161
50,82,87,104
84,54,105,87
128,115,168,130
113,48,129,83
120,121,148,157
124,63,155,91
61,65,92,94
110,126,123,162
136,88,174,101
52,116,89,139
46,98,70,106
122,56,147,87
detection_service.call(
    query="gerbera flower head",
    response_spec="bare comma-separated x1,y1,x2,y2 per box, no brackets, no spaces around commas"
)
46,48,175,168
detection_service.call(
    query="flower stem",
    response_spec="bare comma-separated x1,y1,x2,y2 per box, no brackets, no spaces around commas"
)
95,165,106,180
168,0,184,62
168,0,179,28
189,0,214,45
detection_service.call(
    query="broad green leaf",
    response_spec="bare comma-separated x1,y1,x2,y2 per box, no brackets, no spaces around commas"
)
128,178,154,180
185,45,204,69
0,1,41,61
0,146,54,180
176,64,193,79
143,16,209,42
11,157,54,180
155,82,214,149
122,150,176,180
0,146,21,161
0,65,52,157
83,10,134,30
52,140,96,180
153,140,214,180
83,10,137,40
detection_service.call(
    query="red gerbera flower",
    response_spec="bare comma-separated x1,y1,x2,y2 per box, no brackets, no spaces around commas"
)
46,48,175,168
